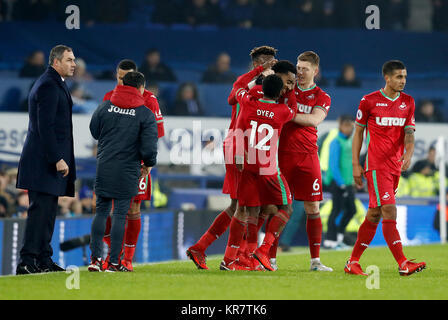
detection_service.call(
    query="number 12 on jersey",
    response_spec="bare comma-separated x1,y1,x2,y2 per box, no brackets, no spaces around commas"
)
249,120,274,151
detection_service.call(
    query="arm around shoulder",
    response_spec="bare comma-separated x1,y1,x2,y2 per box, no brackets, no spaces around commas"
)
291,107,326,127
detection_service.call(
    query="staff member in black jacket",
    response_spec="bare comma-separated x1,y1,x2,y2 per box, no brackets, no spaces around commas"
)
88,71,158,272
16,45,76,275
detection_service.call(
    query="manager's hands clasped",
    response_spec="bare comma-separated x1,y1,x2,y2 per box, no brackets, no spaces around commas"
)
56,159,69,177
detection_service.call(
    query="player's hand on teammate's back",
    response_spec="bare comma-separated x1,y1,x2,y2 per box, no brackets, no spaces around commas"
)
56,159,69,177
353,163,364,189
399,153,412,171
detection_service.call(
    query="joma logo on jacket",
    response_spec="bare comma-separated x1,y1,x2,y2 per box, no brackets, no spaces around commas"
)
108,105,136,116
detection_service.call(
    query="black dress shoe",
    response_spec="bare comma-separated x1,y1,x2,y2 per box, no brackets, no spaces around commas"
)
16,262,41,275
40,261,66,272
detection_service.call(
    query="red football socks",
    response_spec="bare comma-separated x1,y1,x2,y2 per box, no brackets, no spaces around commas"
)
258,209,289,254
239,230,248,254
123,213,141,261
350,218,378,262
223,217,247,264
117,214,128,262
193,210,232,252
306,214,322,259
269,237,280,259
247,216,259,254
382,219,407,266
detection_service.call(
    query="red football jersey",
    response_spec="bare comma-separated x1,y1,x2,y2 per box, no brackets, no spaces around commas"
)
133,174,152,201
235,88,296,175
279,84,331,154
224,66,264,164
355,89,416,176
227,67,262,130
104,87,165,138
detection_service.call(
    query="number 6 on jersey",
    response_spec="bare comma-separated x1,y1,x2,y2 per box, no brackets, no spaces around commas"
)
313,179,320,191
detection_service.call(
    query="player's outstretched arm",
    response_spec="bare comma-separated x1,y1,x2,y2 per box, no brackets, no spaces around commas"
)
352,124,365,188
291,107,326,127
227,59,277,105
228,68,262,106
247,69,275,89
399,128,415,171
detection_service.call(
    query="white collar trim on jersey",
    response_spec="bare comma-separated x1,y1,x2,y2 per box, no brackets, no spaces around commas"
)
380,88,400,102
296,82,316,92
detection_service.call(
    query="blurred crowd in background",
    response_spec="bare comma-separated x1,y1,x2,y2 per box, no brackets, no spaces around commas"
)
0,167,94,218
1,1,447,119
0,0,447,32
14,48,240,116
1,140,446,219
12,47,448,121
0,0,447,219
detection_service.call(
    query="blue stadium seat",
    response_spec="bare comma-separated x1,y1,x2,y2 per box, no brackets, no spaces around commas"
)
176,70,202,83
197,84,232,117
0,23,447,79
0,79,446,120
0,87,22,111
170,24,193,31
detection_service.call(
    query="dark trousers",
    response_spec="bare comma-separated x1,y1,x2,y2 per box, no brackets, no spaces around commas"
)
90,196,131,264
326,183,357,241
20,190,58,266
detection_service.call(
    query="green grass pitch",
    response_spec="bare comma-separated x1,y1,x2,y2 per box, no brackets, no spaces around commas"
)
1,244,446,300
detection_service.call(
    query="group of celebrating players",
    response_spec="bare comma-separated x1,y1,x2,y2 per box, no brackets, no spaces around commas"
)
186,45,426,276
187,47,333,272
93,44,426,276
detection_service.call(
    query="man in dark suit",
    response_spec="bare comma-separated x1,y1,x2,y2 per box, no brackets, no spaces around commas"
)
16,45,77,274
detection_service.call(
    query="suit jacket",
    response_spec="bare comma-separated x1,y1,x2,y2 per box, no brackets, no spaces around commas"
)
17,67,76,196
